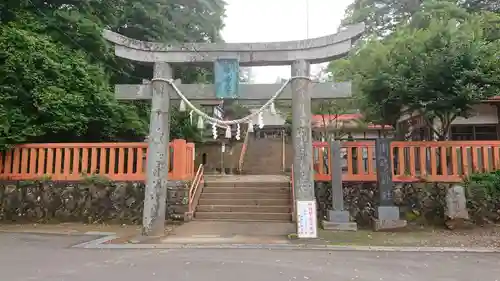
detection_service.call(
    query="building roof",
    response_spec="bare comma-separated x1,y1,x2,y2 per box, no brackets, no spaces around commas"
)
312,114,392,130
487,96,500,102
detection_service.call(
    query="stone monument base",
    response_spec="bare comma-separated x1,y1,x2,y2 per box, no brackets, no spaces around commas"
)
322,210,358,231
373,206,407,231
373,219,407,231
322,221,358,231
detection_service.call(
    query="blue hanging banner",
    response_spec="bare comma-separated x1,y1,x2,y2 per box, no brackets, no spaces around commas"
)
214,58,239,99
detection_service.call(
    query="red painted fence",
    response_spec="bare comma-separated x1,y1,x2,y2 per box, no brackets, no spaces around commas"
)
1,139,499,183
0,139,194,181
313,141,500,182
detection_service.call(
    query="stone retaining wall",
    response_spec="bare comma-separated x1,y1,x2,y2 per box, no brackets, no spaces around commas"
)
314,182,459,228
0,179,189,224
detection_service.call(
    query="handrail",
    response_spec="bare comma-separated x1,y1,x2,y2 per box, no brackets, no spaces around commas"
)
290,165,296,222
188,164,205,214
281,130,286,172
238,126,251,173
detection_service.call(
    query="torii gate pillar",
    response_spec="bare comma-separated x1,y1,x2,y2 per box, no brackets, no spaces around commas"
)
291,60,316,237
142,62,172,235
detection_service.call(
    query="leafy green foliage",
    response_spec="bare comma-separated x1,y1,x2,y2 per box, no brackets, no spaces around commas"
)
0,0,226,148
170,110,203,143
466,171,500,200
331,3,500,139
464,170,500,224
342,0,421,37
312,99,361,140
328,39,406,129
341,0,498,38
460,0,500,13
0,24,146,146
399,17,500,138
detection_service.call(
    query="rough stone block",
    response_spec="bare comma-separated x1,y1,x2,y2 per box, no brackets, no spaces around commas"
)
373,206,406,231
322,221,358,231
183,212,194,222
327,210,350,223
376,206,400,221
0,180,190,224
445,184,469,220
373,219,407,231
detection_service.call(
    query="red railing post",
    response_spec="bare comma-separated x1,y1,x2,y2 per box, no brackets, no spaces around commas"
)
171,139,188,180
186,142,195,179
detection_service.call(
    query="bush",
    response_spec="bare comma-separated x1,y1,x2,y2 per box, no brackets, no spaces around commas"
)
464,170,500,224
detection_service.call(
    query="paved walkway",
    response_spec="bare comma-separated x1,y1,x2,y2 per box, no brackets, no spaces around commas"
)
2,232,499,281
161,221,295,244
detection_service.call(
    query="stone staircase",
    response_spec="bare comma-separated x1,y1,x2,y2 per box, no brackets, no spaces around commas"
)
194,175,292,221
242,135,284,174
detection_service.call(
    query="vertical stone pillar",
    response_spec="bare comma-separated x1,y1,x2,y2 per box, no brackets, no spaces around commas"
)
330,140,344,211
291,60,317,238
142,62,172,236
373,138,407,231
323,140,357,231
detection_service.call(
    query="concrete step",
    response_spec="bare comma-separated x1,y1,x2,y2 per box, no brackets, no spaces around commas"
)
203,186,289,194
196,205,291,213
204,181,289,188
244,164,282,168
243,162,282,165
194,211,292,221
198,198,290,206
241,170,283,175
242,166,284,174
200,192,290,200
193,218,291,223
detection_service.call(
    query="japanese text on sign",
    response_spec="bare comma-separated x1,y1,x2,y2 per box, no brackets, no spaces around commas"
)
296,201,317,238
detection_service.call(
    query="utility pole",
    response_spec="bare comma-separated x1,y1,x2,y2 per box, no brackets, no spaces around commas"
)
305,0,310,39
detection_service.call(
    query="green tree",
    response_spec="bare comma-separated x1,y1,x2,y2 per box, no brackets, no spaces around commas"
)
312,100,360,141
170,110,203,143
341,0,498,38
0,0,226,148
403,18,500,139
0,23,146,147
332,13,500,140
341,0,423,38
460,0,499,12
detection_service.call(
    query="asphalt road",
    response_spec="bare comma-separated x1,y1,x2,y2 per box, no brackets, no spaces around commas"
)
0,233,499,281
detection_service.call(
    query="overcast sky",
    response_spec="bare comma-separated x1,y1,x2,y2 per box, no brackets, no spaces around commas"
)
221,0,353,83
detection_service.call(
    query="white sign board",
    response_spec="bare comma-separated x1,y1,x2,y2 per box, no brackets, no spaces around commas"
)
296,200,317,238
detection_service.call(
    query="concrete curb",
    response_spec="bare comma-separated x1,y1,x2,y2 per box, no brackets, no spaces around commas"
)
72,232,118,248
2,229,499,253
67,232,500,253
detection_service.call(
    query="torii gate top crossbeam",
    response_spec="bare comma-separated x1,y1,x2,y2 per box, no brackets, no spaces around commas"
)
102,23,365,66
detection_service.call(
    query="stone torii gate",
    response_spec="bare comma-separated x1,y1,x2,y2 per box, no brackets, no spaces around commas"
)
103,23,364,237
